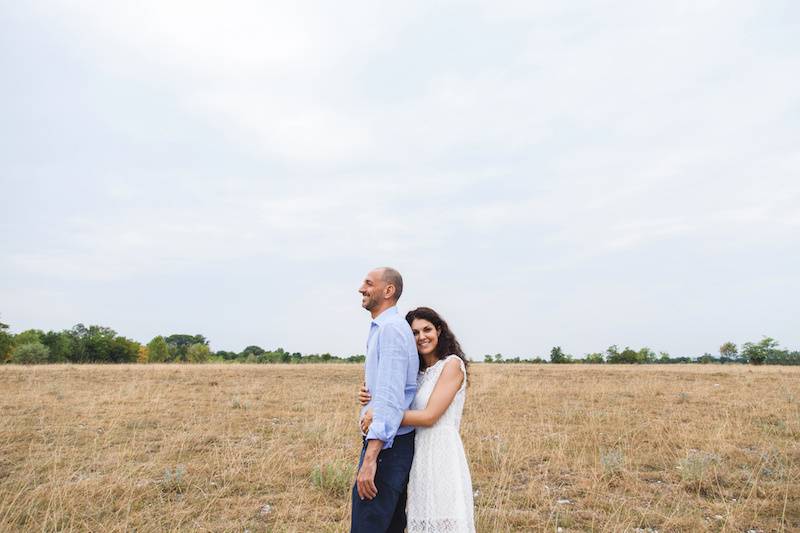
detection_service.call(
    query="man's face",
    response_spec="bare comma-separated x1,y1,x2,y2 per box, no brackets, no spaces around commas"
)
359,269,387,311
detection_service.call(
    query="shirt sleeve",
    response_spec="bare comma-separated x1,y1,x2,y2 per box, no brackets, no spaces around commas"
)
366,322,410,449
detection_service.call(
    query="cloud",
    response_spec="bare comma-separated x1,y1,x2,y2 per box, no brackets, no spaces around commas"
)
2,1,799,355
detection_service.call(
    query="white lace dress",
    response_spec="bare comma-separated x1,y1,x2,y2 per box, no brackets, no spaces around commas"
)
407,355,475,533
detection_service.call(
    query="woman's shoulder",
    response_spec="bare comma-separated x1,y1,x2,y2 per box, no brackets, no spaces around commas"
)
430,354,461,369
443,354,465,367
441,355,466,381
425,355,465,375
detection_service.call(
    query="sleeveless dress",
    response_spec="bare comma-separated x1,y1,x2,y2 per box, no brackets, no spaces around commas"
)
407,355,475,533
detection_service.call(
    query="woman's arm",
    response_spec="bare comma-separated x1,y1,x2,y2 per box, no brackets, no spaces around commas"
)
401,357,464,427
359,357,465,433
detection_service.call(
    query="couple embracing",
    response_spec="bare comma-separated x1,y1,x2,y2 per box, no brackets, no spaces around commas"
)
351,267,475,533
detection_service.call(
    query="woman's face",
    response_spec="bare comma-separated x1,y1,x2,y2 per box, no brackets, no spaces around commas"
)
411,318,440,357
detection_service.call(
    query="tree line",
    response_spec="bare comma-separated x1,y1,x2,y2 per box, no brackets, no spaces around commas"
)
1,317,795,366
483,337,800,365
0,319,365,365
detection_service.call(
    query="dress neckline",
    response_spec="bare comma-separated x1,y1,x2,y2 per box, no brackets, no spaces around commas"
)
422,355,459,374
421,358,444,373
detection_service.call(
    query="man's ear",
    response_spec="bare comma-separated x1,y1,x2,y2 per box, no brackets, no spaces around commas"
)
385,284,396,301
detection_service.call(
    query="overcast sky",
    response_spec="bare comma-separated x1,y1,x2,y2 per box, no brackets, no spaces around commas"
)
1,1,798,359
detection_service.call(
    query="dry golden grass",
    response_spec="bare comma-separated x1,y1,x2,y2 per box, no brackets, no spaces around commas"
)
1,363,798,532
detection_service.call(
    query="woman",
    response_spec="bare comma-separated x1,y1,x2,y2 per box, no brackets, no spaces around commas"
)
360,307,475,533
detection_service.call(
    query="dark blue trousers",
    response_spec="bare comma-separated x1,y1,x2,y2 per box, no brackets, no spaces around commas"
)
350,431,415,533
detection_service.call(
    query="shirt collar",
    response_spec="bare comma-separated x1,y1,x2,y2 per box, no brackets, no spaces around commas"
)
371,306,399,326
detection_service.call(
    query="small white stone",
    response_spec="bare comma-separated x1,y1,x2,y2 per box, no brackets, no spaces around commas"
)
556,499,571,505
260,504,272,516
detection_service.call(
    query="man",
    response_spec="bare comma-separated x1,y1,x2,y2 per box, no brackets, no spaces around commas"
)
351,267,419,533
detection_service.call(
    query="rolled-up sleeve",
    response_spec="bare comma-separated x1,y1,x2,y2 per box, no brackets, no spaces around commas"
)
366,323,409,448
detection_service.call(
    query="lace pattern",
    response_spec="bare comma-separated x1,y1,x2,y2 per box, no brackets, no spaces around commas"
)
408,518,472,532
407,355,475,533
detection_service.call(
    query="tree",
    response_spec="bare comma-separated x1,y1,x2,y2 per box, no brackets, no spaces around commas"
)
493,353,503,363
483,354,494,363
41,331,72,363
719,342,738,363
216,350,239,361
742,336,779,365
0,318,13,363
606,345,641,364
147,336,170,363
137,345,149,364
67,324,118,363
241,345,265,358
165,334,208,361
66,324,88,362
15,329,44,346
637,347,656,364
584,352,604,364
620,347,640,364
11,342,50,364
605,345,620,363
187,343,211,363
550,346,571,364
107,336,140,363
658,351,671,363
768,350,800,365
697,352,716,364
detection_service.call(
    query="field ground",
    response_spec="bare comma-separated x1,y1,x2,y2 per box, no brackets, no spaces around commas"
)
1,363,798,532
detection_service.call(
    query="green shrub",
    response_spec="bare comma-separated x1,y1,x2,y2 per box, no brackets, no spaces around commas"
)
600,448,625,475
677,451,720,484
11,342,50,364
311,461,352,497
161,465,187,493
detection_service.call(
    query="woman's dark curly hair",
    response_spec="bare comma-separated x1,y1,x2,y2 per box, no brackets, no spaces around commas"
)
405,307,469,376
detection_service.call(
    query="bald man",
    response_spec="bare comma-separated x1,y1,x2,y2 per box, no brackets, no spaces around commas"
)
351,267,419,533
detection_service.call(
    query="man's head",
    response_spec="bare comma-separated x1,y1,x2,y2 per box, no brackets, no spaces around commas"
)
359,267,404,316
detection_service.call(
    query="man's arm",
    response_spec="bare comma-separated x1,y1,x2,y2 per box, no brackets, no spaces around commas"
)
365,323,410,448
356,322,410,500
356,439,383,500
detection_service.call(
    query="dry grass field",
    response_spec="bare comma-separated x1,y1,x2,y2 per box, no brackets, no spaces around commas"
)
1,363,798,532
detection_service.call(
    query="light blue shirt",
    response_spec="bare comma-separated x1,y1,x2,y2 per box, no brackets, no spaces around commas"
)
361,306,419,449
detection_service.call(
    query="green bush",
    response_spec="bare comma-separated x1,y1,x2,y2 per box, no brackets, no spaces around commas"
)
11,342,51,364
187,343,211,362
600,448,625,475
677,451,720,484
311,461,352,497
